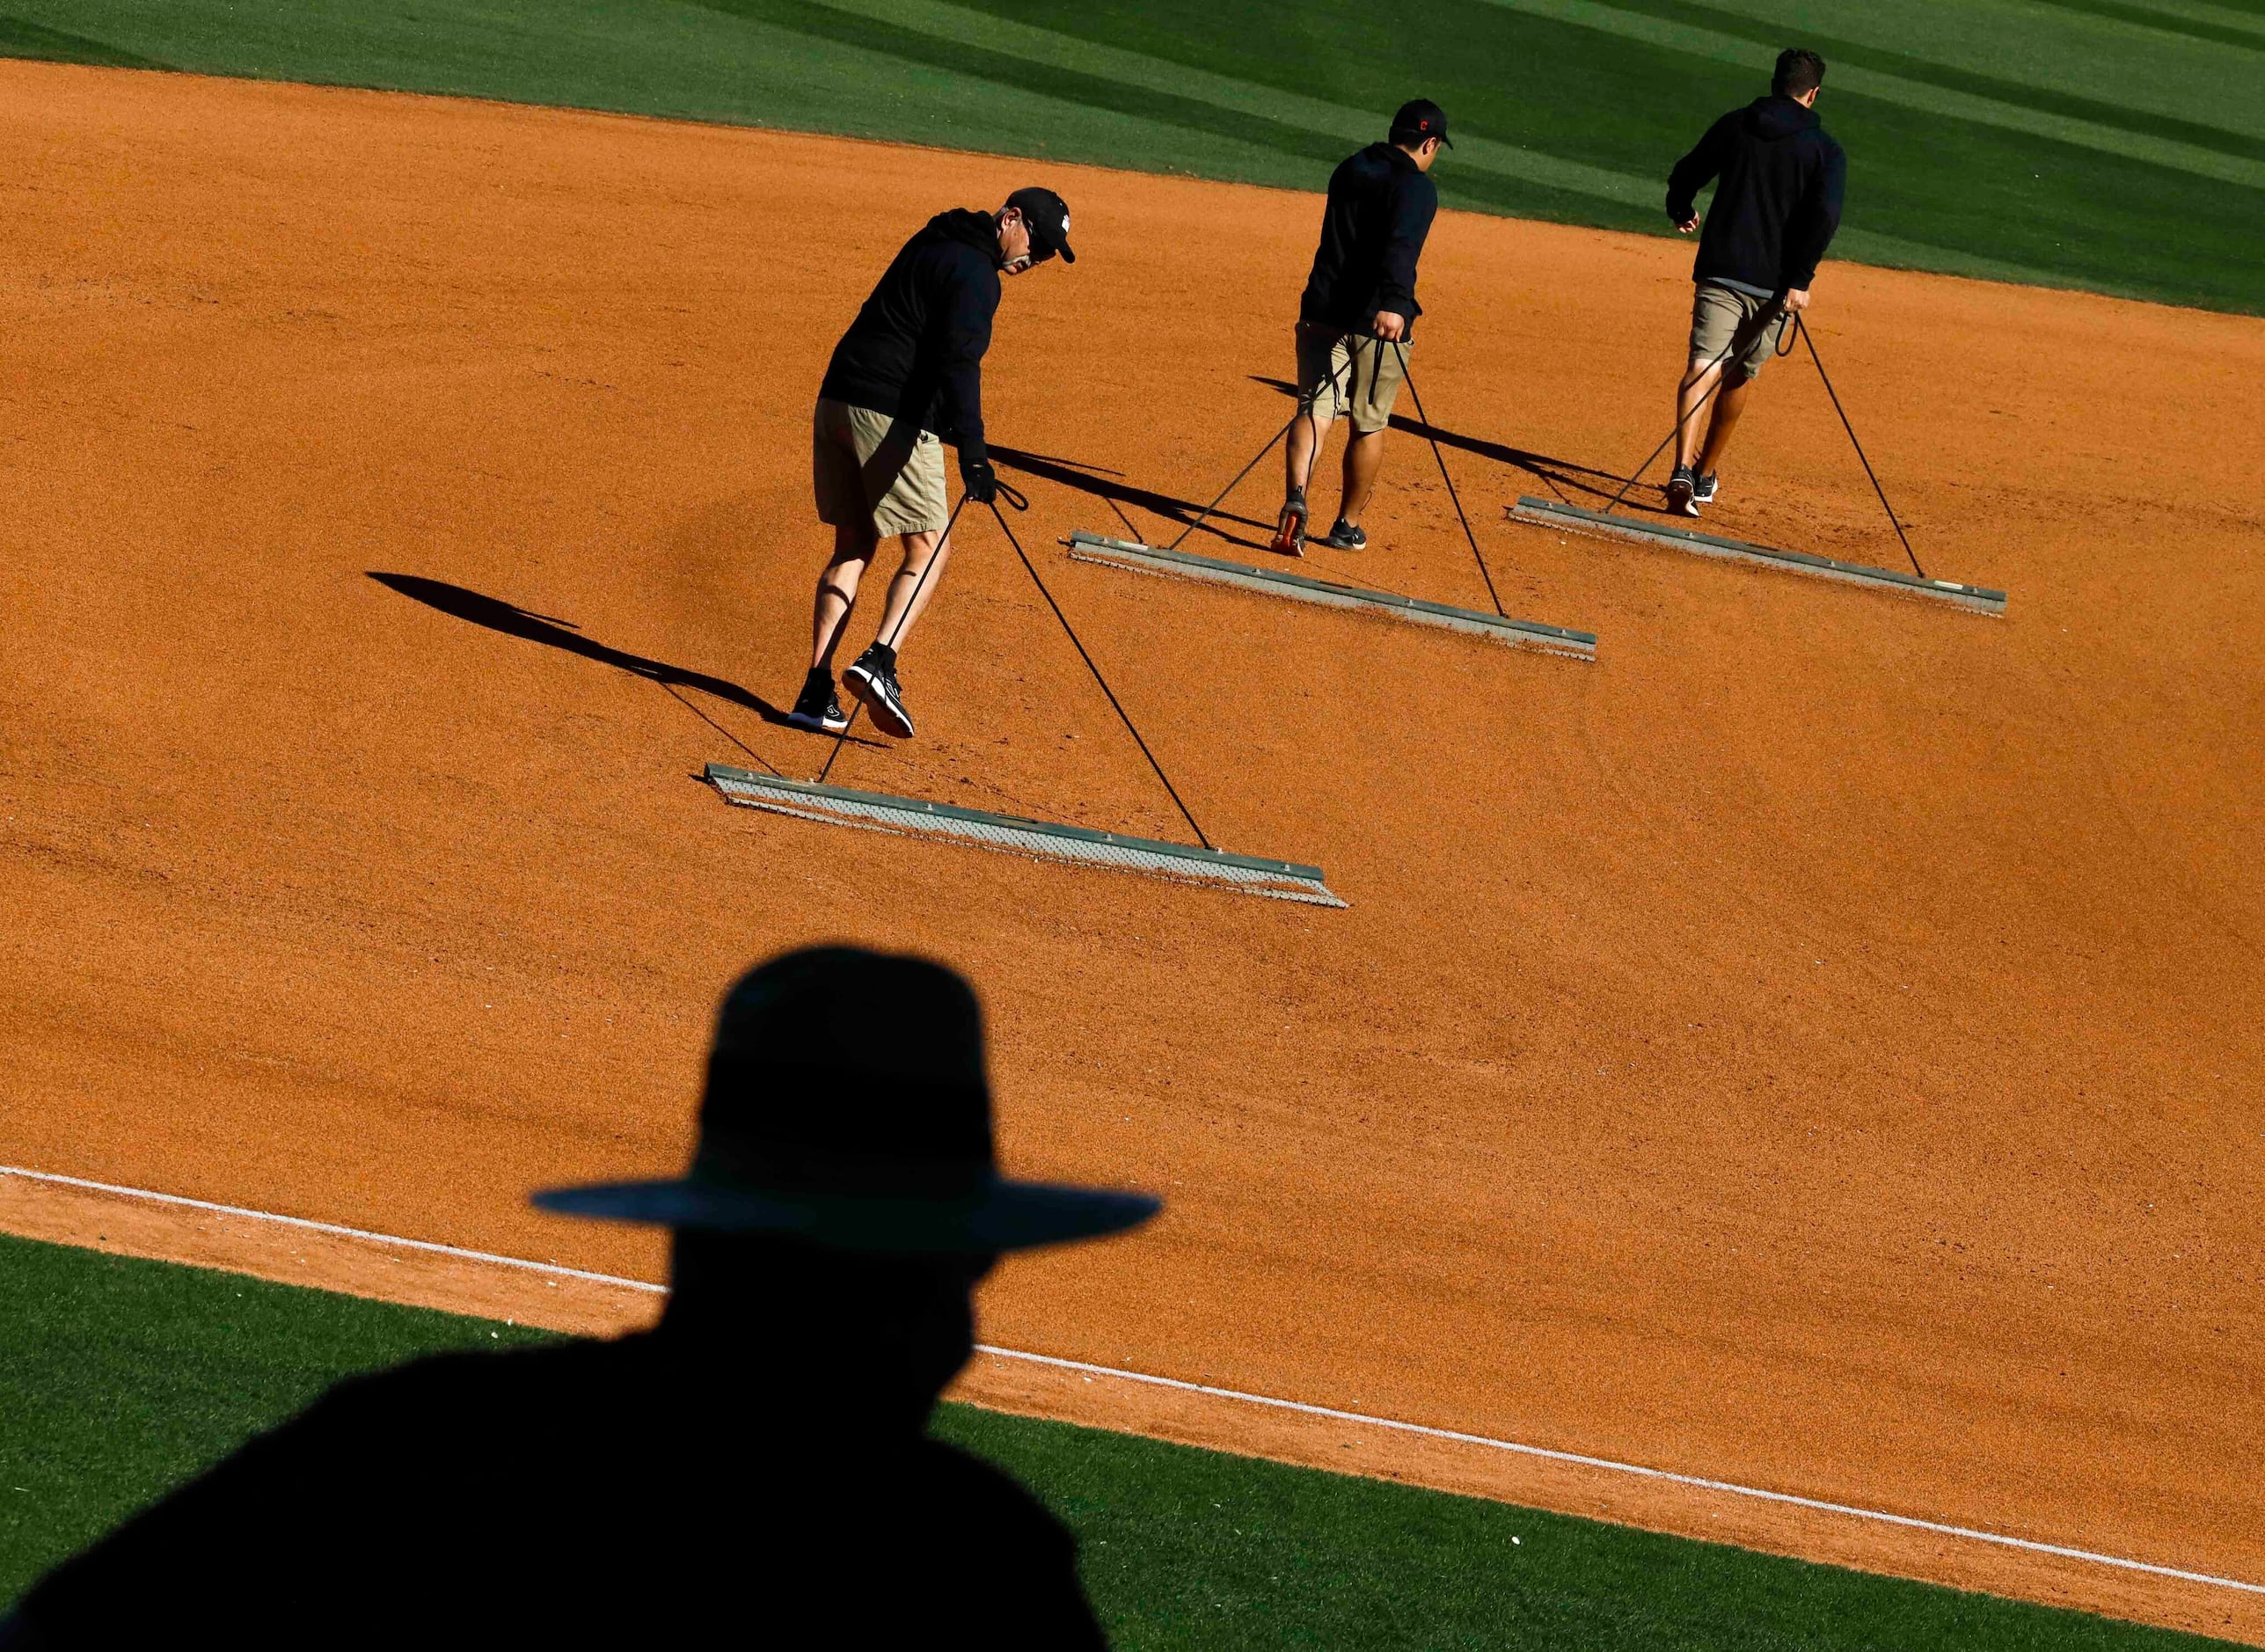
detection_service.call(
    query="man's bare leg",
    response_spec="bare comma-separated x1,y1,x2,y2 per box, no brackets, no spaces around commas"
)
1274,407,1332,554
810,520,877,672
1335,428,1387,527
870,528,949,653
1695,374,1755,478
1673,360,1725,471
1284,408,1329,502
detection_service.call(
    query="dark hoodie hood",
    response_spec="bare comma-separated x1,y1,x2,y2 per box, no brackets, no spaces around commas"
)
924,208,1004,266
1666,91,1846,295
1743,93,1818,141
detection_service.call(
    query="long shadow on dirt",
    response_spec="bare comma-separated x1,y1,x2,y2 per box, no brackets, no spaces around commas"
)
1243,376,1666,512
367,573,888,768
990,443,1279,555
369,571,787,715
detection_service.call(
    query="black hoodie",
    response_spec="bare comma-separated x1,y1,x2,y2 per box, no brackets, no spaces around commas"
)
1666,95,1846,294
1299,143,1437,335
819,209,1003,462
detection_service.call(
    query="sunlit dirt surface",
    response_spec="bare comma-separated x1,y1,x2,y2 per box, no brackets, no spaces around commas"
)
2,61,2259,1641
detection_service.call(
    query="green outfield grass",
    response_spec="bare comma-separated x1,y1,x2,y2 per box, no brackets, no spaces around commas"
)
0,1234,2234,1648
0,0,2256,311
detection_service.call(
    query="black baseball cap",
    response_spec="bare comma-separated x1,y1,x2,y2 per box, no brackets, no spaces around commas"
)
1005,186,1076,263
1390,98,1452,149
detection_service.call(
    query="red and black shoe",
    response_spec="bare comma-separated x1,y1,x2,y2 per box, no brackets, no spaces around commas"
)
1270,487,1309,557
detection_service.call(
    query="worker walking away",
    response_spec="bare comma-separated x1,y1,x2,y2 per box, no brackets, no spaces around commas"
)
1276,99,1449,556
1663,49,1845,517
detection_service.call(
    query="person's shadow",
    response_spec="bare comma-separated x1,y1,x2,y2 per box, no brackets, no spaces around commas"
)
1244,377,1651,510
367,574,884,761
987,444,1277,553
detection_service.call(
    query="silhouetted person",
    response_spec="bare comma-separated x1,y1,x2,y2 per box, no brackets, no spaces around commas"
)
4,947,1158,1649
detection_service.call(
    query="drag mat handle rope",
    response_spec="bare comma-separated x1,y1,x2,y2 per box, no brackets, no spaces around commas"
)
986,491,1217,852
1796,315,1925,580
815,489,975,786
1164,343,1358,553
1389,338,1507,619
1599,328,1747,516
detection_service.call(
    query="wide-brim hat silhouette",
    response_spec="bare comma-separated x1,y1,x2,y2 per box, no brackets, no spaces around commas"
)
535,947,1160,1254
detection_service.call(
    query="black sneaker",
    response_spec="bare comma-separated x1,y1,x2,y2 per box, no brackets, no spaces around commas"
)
1693,472,1720,507
842,644,914,739
1320,517,1366,552
785,669,850,734
1270,486,1308,556
1665,465,1699,517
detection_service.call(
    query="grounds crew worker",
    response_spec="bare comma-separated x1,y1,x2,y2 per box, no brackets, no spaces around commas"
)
1275,99,1448,557
1662,48,1845,517
790,188,1075,740
4,947,1158,1650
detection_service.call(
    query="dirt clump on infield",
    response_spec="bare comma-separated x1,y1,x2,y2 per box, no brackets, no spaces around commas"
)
0,62,2260,1641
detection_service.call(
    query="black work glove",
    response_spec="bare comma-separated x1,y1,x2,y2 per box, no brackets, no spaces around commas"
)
959,449,998,505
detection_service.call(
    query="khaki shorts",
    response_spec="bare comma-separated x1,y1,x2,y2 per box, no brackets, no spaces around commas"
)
1294,325,1406,435
811,398,950,538
1689,282,1791,384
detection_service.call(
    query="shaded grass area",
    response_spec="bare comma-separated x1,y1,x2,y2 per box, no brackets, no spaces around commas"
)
0,1233,554,1600
0,0,2255,311
0,1233,2234,1647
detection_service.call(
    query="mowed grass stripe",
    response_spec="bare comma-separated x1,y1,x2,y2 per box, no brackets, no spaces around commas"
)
0,0,2255,310
1644,0,2265,140
824,0,2265,194
0,1234,2237,1647
735,0,1668,216
745,0,2104,291
1501,0,2265,169
0,0,2258,311
0,14,158,66
956,0,2264,307
2034,0,2265,49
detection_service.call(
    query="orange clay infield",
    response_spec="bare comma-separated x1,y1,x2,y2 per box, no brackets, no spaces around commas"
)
1,57,2261,1641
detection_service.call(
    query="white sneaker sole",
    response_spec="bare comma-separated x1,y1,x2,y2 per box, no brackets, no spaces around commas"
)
843,666,914,739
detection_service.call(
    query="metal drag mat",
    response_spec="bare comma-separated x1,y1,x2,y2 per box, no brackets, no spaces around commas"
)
1509,497,2006,615
705,764,1345,908
1065,531,1596,657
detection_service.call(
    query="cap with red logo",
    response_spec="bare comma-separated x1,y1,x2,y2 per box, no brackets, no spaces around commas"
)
1390,99,1453,150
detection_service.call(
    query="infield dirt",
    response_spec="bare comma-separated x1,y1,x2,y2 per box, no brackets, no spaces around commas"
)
1,61,2258,1641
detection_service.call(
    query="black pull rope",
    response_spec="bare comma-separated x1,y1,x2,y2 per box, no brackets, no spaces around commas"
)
815,489,974,786
1165,340,1358,553
1389,336,1506,618
988,488,1216,852
813,707,859,784
1796,315,1926,580
1600,329,1745,515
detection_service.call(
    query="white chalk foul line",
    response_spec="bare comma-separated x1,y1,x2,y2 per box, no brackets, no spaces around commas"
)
6,1164,2257,1597
972,1347,2263,1595
0,1166,666,1294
